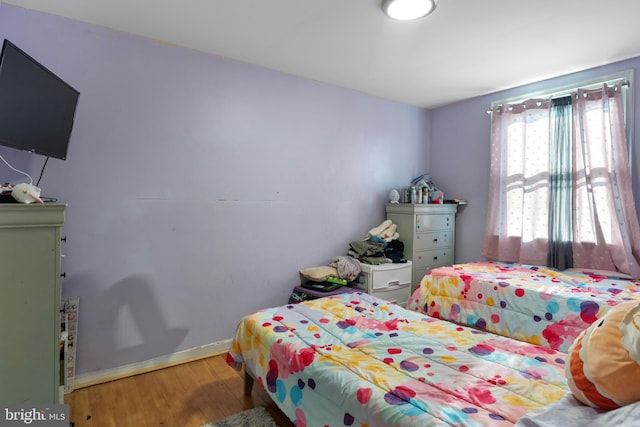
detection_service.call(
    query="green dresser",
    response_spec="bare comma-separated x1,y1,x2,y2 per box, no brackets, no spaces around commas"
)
0,203,66,404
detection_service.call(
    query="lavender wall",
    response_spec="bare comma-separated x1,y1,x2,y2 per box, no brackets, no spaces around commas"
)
0,5,430,375
430,57,640,264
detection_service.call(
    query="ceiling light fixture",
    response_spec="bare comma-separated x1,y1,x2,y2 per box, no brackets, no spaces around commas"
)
382,0,438,21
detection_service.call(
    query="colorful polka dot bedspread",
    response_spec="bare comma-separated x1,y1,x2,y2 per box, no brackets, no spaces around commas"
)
227,292,567,427
406,261,640,353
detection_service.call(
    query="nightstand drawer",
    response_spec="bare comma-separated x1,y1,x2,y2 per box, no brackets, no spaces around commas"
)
357,262,412,290
371,282,411,305
414,231,452,251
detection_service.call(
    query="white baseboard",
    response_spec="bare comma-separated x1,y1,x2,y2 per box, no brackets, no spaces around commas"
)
72,339,232,389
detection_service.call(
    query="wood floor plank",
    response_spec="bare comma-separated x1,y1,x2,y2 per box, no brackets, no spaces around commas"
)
86,380,120,427
114,376,147,425
65,387,93,427
181,358,238,422
132,371,175,427
65,355,294,427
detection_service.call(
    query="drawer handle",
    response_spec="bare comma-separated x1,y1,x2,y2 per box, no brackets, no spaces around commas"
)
387,280,401,287
433,238,438,242
433,256,438,260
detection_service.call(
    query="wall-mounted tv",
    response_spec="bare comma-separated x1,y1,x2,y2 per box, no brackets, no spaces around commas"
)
0,39,79,160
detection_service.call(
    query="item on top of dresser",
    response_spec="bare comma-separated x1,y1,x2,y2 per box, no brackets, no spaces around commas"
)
430,190,444,204
566,300,640,410
444,198,468,204
409,173,446,205
422,187,429,203
411,172,432,187
388,189,400,204
11,182,43,204
0,183,16,203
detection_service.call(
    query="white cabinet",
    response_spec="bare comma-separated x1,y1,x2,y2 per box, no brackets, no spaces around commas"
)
0,204,66,404
355,261,412,307
386,204,457,293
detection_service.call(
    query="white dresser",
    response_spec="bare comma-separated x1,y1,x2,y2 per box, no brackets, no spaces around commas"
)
386,203,457,292
0,203,66,404
355,261,412,307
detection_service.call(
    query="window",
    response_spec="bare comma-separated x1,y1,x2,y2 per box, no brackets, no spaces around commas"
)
482,71,640,276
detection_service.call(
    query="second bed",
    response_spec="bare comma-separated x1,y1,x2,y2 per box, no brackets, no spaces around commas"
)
407,261,640,352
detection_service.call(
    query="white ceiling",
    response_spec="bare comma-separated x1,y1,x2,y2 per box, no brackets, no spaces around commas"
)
5,0,640,108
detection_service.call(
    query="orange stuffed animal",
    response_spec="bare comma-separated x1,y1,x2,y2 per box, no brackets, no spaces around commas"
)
566,300,640,410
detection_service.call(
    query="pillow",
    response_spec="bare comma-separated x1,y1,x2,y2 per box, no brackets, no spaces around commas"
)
566,301,640,410
299,266,339,282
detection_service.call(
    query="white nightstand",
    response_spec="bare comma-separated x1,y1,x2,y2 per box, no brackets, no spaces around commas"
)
355,261,412,307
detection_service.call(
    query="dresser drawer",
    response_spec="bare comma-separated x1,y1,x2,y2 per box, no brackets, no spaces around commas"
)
412,249,454,270
416,214,453,231
414,231,452,251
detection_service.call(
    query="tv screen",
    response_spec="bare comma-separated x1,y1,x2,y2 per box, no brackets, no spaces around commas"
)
0,39,79,160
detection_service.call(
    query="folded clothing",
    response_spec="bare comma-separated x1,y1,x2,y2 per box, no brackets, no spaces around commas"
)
349,240,385,257
367,219,392,237
349,252,390,265
367,220,400,242
384,240,405,263
349,240,388,265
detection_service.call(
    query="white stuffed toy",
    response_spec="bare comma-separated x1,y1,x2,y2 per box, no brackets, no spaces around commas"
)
12,183,43,204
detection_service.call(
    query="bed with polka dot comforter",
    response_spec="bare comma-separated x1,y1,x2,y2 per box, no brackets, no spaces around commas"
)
406,261,640,353
227,292,567,427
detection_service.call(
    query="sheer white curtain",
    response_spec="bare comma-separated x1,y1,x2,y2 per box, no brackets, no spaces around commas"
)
483,99,552,266
572,83,640,276
482,82,640,276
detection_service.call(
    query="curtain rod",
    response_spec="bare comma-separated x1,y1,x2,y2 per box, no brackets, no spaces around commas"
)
486,71,633,114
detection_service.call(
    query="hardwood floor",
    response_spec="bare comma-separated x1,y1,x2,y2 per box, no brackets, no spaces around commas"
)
65,355,295,427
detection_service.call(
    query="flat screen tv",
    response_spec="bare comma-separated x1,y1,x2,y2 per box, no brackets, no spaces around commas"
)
0,39,79,160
